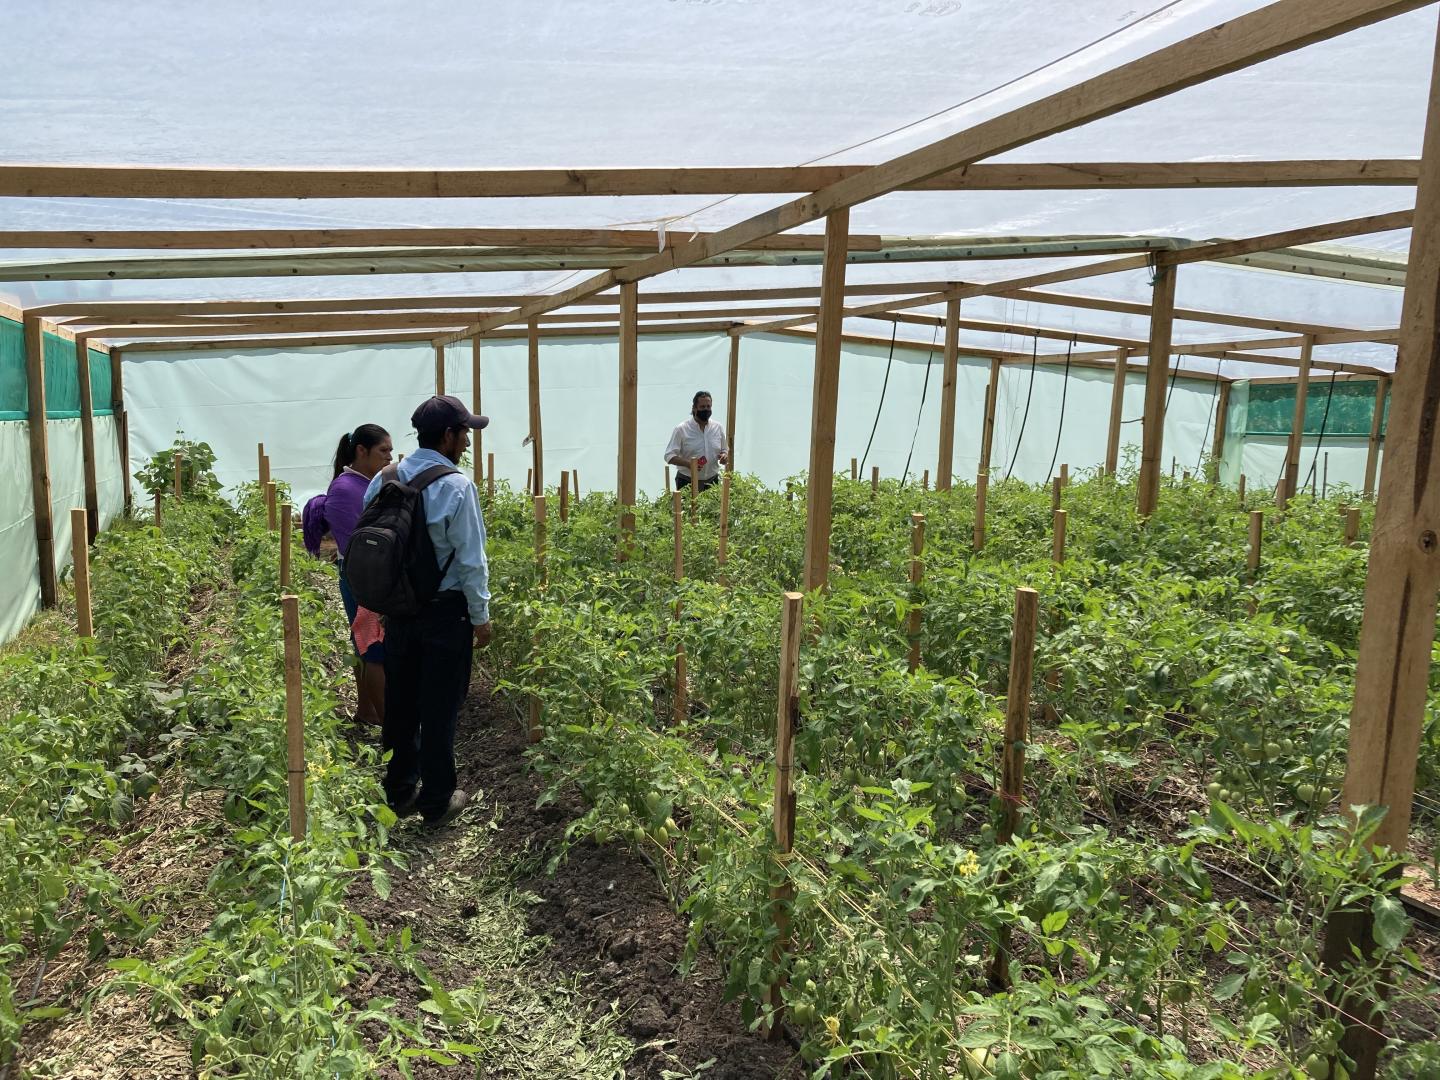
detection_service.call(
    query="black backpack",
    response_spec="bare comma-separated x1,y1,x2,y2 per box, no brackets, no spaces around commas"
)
343,463,457,618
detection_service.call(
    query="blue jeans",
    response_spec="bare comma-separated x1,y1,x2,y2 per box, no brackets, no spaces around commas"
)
381,592,473,820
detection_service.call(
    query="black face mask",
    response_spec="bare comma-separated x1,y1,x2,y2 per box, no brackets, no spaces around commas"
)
694,409,712,422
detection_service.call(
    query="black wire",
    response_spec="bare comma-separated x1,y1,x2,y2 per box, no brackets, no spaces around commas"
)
901,324,941,484
1195,359,1224,474
1301,369,1339,494
859,322,899,474
1043,338,1074,484
1003,333,1040,482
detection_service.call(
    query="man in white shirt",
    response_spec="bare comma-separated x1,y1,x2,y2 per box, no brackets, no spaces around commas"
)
664,391,729,491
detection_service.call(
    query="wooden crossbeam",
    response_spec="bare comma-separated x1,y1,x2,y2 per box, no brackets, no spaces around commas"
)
0,160,1419,199
0,227,880,252
995,286,1359,336
435,0,1431,345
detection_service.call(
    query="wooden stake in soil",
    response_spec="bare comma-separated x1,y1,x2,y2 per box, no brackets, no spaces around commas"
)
1344,506,1361,547
153,489,163,530
990,586,1039,988
1052,509,1067,565
572,470,579,501
281,593,306,843
672,491,684,585
907,513,925,673
528,645,543,745
1322,451,1329,499
850,457,858,481
533,495,547,585
1060,462,1069,487
768,591,804,1037
1238,473,1247,506
70,507,93,638
689,458,700,523
279,503,293,588
264,481,277,531
486,453,495,502
258,442,269,489
871,466,879,496
974,470,988,552
173,454,183,501
1247,510,1263,580
665,464,671,493
672,491,687,722
526,467,532,496
1051,475,1062,514
1182,469,1191,483
559,470,570,522
717,471,732,582
921,468,929,491
673,642,688,726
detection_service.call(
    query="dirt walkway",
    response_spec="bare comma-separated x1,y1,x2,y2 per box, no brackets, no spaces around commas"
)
352,675,803,1079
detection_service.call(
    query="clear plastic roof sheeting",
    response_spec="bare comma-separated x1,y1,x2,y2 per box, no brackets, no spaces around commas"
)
0,0,1428,373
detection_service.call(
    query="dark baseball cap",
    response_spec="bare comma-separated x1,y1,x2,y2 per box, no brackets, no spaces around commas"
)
411,394,489,434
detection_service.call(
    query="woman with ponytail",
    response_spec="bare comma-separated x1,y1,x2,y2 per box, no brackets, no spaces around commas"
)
303,423,393,724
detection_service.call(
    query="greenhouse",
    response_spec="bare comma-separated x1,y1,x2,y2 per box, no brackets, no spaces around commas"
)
2,1,1438,1077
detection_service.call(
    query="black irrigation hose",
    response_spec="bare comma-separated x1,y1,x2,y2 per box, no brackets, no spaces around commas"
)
1002,334,1040,482
1043,339,1075,484
1301,369,1339,495
859,322,899,475
901,324,941,485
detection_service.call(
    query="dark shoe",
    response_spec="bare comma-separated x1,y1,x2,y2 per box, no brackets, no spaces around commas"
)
390,786,422,818
423,789,470,828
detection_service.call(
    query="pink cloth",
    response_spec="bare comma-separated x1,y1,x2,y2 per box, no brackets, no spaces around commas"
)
351,606,385,657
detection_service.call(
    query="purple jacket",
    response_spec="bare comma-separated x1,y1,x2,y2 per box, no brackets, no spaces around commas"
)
302,469,370,556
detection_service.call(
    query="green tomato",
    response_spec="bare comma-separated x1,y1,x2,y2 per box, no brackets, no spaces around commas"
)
1296,783,1317,804
631,827,647,846
1265,742,1282,759
1302,1053,1330,1080
1206,782,1222,800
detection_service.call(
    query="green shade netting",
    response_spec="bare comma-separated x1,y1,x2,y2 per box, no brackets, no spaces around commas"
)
88,349,114,416
0,319,24,420
1245,380,1389,438
43,332,80,420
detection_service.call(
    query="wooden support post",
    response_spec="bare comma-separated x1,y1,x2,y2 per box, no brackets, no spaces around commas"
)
173,453,183,501
717,471,732,580
1053,509,1067,564
472,337,483,485
921,468,929,491
1324,33,1440,1072
726,334,740,472
1248,510,1263,581
1239,473,1247,506
907,513,925,672
990,586,1039,988
672,491,684,584
433,340,445,395
1182,469,1191,483
768,590,804,1036
1344,506,1361,547
265,481,278,530
1212,380,1232,472
979,356,1002,475
1051,475,1062,514
153,489,163,529
23,314,56,608
689,458,700,523
279,503,292,587
533,495,547,584
526,467,533,494
673,641,688,726
258,442,269,489
1171,456,1177,480
871,465,879,496
802,209,849,594
528,319,543,496
76,335,99,541
1138,265,1176,516
936,297,961,491
113,351,131,514
487,453,495,502
1322,451,1329,498
850,457,858,481
282,593,306,843
1105,349,1130,475
1282,336,1314,506
664,464,671,492
70,508,92,638
572,470,579,501
974,471,988,552
618,281,639,559
1363,375,1389,499
559,470,570,522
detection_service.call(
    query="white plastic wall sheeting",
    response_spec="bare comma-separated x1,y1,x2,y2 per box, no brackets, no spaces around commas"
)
125,332,1227,507
48,419,86,581
94,414,125,529
0,423,40,644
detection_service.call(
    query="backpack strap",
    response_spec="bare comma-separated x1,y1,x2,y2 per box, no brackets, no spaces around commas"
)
409,463,458,492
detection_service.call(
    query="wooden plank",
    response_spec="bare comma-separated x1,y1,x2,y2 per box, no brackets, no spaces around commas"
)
434,340,446,394
998,286,1360,336
1364,375,1390,497
472,337,483,484
1161,209,1413,266
70,508,92,637
74,333,100,540
1138,265,1177,516
617,283,639,559
0,160,1418,200
1105,349,1131,475
908,513,926,671
441,0,1430,344
802,210,849,593
528,320,543,496
1283,337,1315,504
979,357,1002,473
23,314,57,607
935,299,961,491
1212,380,1233,468
113,350,131,513
726,335,740,473
0,226,879,252
282,594,307,842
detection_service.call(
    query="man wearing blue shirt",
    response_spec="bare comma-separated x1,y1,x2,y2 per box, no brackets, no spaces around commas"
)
364,395,492,828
